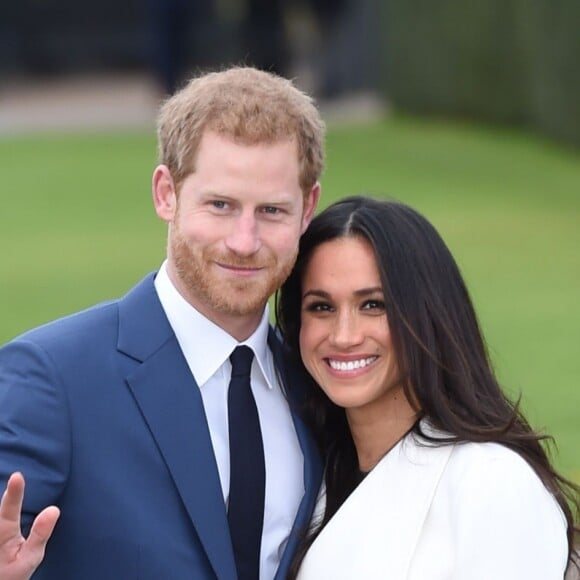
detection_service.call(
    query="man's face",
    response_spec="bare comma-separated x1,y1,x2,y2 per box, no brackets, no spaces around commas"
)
153,130,319,337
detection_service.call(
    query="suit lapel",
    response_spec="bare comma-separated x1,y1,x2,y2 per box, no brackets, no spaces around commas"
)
118,275,236,580
269,331,323,580
117,280,322,580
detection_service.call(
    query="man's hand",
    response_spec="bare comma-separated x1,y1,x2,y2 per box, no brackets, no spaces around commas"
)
0,472,60,580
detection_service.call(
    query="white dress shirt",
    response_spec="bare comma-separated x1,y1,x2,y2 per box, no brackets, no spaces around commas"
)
154,262,304,580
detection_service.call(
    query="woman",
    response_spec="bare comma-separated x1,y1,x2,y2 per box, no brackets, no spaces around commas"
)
277,195,579,579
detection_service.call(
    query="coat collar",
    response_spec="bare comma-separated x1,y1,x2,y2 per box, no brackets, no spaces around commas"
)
298,425,453,579
117,272,174,362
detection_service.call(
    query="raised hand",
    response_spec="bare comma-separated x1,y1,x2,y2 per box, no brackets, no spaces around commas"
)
0,472,60,580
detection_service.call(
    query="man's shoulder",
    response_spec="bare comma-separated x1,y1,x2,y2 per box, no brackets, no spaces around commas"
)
7,299,120,360
8,273,157,350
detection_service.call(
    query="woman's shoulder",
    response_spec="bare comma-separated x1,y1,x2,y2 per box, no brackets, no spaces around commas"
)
411,424,563,518
440,440,568,573
450,439,531,468
414,422,547,489
447,439,541,484
441,439,565,527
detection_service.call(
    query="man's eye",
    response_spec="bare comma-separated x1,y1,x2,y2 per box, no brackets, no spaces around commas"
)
261,206,281,215
212,200,227,209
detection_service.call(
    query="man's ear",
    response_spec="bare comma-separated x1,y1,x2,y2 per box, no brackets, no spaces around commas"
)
152,165,177,222
301,182,321,234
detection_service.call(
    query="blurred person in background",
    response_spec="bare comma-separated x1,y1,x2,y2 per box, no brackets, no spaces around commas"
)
242,0,290,78
277,196,579,579
242,0,351,97
147,0,216,95
0,66,324,580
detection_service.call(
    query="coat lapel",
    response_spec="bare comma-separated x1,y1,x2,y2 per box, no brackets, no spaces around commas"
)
117,274,236,580
299,430,453,580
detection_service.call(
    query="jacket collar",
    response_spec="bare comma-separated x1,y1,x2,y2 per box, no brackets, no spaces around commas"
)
298,424,453,579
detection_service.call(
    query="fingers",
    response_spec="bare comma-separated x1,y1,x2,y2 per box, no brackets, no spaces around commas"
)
0,474,58,580
0,473,25,523
1,472,59,543
28,507,60,548
16,506,60,575
1,473,60,547
0,500,59,580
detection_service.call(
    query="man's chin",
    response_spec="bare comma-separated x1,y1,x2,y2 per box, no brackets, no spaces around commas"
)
209,287,270,317
212,300,266,318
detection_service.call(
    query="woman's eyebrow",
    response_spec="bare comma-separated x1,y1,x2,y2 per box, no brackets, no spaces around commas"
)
302,287,383,299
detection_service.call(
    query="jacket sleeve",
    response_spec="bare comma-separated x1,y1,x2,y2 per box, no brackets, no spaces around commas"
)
0,339,71,532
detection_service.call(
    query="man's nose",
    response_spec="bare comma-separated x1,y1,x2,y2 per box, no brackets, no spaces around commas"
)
224,213,261,256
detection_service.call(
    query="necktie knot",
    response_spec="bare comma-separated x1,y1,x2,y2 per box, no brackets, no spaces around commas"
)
230,345,254,378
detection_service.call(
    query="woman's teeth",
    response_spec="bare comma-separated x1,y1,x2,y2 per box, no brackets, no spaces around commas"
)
328,356,377,371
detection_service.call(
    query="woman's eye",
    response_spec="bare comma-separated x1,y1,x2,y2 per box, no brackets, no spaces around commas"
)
362,299,385,311
304,301,332,313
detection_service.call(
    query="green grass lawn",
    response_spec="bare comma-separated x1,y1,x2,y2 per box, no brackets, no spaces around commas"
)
1,115,579,481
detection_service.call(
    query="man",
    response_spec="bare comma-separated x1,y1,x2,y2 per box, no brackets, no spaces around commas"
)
0,66,325,579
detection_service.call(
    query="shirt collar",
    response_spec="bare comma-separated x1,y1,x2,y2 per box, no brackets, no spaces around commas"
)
154,261,277,389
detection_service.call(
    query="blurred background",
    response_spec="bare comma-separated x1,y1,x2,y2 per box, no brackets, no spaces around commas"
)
0,0,579,485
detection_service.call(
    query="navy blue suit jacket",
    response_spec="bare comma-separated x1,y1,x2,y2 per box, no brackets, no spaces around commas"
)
0,274,322,579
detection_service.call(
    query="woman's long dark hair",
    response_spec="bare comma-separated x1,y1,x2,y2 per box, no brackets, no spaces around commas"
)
276,195,579,576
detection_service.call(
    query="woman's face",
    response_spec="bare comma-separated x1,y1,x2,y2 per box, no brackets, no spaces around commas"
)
299,236,405,417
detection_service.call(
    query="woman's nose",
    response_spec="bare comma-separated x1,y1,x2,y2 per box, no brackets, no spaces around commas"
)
328,311,364,348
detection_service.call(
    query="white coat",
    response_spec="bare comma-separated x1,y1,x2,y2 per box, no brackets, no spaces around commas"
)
298,425,568,579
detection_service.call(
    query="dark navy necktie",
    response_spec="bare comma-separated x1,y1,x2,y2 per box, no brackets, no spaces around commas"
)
227,346,265,580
